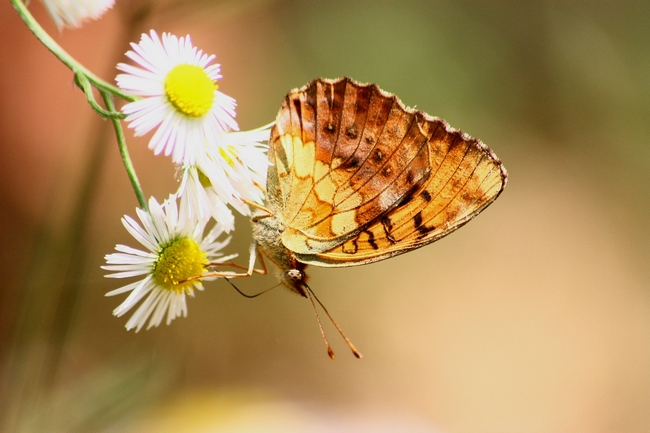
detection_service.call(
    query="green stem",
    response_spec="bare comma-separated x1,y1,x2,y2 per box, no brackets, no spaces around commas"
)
102,93,148,211
75,73,126,119
10,0,136,102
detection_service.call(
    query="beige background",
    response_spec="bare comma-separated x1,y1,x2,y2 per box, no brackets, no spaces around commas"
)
1,1,650,432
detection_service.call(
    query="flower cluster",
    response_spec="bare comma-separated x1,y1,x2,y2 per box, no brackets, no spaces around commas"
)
104,31,271,330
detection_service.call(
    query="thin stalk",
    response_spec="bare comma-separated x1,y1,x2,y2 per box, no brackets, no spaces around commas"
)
75,73,126,119
102,93,148,211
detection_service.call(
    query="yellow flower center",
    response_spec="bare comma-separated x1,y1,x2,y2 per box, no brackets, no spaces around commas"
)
164,64,216,117
152,237,208,293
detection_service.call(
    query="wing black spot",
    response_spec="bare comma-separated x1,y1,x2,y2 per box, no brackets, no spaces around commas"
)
381,215,393,232
417,224,435,236
414,211,435,237
325,122,336,133
292,98,302,117
346,126,358,139
365,230,379,250
342,156,360,171
420,190,432,202
414,212,423,229
381,216,396,243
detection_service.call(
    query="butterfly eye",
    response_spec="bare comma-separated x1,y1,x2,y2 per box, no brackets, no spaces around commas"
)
285,269,304,282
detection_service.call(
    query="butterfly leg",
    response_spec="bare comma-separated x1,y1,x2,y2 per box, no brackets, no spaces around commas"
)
183,243,267,282
211,251,268,275
240,198,274,222
222,241,269,276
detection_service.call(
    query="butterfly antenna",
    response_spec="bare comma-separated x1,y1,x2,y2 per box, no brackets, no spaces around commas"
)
305,283,363,359
304,287,336,359
224,278,281,298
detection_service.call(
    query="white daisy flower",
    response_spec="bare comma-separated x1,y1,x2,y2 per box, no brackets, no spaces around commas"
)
40,0,115,29
103,195,235,332
177,125,271,226
116,30,239,166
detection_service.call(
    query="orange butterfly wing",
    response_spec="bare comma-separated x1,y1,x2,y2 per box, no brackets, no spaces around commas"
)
266,77,506,267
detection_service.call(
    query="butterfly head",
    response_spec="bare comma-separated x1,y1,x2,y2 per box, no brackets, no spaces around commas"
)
285,268,305,285
278,260,310,297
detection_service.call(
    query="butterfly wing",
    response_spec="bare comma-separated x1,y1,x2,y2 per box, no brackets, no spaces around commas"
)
268,77,506,265
269,77,437,254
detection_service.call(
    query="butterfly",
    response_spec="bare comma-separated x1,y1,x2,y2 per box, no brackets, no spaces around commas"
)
224,77,506,358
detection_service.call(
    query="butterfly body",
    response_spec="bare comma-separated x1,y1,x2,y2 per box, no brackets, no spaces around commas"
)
252,210,310,296
253,77,507,292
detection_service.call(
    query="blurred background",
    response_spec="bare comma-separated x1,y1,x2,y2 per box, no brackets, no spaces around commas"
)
2,0,650,432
